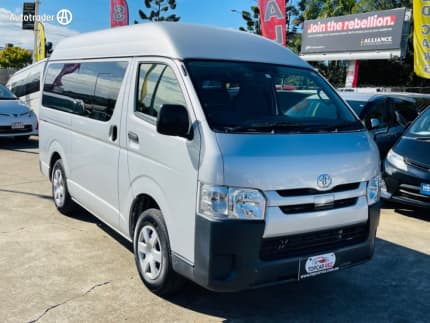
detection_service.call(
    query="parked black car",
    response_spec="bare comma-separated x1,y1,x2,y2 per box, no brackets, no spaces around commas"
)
339,92,428,158
382,106,430,208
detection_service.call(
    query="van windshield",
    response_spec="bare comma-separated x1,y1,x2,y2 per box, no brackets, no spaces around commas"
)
186,60,363,133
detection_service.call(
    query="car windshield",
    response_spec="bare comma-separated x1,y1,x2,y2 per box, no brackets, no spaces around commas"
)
186,60,363,133
406,107,430,138
0,85,17,100
345,100,367,116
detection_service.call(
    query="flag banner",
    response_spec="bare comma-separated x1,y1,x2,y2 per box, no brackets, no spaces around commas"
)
345,60,360,88
414,0,430,78
258,0,286,46
111,0,129,28
35,22,45,62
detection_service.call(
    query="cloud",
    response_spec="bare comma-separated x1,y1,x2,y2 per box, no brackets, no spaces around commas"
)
0,7,79,50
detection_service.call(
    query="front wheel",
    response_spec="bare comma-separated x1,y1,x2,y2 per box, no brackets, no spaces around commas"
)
133,208,185,295
51,159,76,215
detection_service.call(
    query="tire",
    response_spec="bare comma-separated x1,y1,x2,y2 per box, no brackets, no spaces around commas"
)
133,208,185,295
51,159,76,215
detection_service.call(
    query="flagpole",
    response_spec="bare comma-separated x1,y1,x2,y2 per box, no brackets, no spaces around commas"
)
33,0,40,62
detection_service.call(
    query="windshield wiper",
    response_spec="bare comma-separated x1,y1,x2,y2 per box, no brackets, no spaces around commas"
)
221,121,362,134
223,121,304,133
302,121,363,132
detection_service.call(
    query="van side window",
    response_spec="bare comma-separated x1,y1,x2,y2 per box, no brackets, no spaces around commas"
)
43,61,128,121
136,64,186,119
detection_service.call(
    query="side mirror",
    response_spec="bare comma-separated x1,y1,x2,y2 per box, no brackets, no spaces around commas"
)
370,118,380,129
156,104,192,139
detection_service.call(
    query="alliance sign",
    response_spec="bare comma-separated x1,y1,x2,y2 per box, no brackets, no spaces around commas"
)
301,8,410,61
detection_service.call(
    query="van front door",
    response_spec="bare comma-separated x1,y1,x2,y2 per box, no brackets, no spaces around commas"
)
66,61,129,227
126,59,200,263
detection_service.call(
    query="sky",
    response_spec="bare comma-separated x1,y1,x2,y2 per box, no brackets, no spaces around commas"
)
0,0,256,49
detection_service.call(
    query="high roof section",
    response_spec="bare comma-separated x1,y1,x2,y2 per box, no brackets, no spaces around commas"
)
50,22,311,68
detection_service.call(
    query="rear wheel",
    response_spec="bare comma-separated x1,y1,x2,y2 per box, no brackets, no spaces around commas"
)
134,208,185,295
51,159,76,215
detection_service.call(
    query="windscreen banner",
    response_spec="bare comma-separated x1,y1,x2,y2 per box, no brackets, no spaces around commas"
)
110,0,129,28
258,0,286,46
301,8,406,57
413,0,430,79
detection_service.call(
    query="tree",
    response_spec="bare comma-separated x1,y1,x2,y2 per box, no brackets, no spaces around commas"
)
135,0,180,23
239,6,261,35
0,47,32,69
237,1,301,53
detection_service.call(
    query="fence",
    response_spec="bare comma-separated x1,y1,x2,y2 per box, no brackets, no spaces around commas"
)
0,68,17,85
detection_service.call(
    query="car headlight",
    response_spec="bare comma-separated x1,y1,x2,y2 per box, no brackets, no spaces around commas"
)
367,175,381,206
199,184,266,220
386,149,407,171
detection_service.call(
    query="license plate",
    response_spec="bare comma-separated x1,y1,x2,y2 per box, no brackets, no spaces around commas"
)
11,122,24,129
299,252,339,279
420,183,430,196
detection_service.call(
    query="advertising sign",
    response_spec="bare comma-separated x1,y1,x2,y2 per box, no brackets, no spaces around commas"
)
35,21,45,62
301,8,408,60
258,0,286,46
111,0,129,28
414,0,430,79
22,2,36,30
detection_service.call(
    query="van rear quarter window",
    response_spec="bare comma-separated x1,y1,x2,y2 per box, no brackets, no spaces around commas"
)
42,61,128,122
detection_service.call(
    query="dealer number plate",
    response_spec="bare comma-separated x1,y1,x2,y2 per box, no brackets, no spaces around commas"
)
299,252,339,279
420,183,430,196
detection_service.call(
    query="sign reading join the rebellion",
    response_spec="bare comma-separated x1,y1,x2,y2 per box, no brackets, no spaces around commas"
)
301,8,406,55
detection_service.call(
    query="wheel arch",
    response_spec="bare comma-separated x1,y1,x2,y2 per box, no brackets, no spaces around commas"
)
127,176,172,242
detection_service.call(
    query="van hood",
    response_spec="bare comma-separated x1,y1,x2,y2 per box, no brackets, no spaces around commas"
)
215,132,380,191
0,100,31,115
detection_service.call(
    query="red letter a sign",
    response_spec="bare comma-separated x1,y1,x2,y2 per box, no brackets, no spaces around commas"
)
258,0,286,46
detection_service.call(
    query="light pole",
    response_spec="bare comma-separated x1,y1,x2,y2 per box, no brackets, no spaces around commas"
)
33,0,40,62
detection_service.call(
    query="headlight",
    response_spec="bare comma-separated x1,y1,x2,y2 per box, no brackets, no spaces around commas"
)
386,149,407,171
199,184,266,220
367,175,381,205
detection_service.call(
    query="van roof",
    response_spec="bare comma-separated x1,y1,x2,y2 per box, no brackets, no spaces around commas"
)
50,22,311,68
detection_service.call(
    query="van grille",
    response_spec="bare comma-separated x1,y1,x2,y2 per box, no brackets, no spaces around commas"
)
276,182,360,197
260,222,369,261
280,197,357,214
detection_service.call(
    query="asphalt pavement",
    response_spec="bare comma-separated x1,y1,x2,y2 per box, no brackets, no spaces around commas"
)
0,137,429,323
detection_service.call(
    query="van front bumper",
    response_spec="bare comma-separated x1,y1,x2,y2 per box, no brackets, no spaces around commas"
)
174,204,380,292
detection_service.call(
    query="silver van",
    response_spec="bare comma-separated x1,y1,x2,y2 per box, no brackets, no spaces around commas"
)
39,23,381,295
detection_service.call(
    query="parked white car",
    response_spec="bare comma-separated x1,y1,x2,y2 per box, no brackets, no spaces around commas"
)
0,84,38,140
6,59,46,118
39,23,381,295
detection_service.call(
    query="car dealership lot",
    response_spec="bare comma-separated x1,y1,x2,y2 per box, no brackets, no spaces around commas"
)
0,138,429,323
